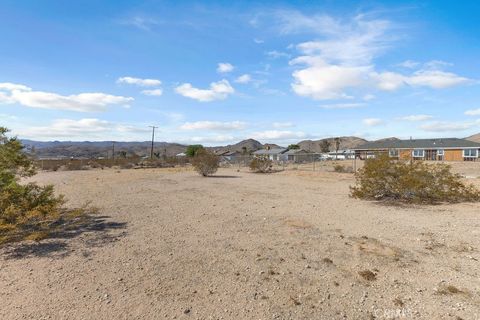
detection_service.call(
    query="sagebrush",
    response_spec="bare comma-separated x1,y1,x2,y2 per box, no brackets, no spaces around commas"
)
249,157,272,173
0,127,89,245
191,149,219,176
350,153,480,204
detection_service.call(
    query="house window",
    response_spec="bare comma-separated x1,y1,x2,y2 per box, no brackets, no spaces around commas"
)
463,149,478,158
412,149,424,158
437,149,444,156
388,149,399,157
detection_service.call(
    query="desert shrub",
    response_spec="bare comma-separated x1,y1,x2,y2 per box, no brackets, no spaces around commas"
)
66,161,87,171
191,149,219,176
0,128,89,245
334,164,345,172
350,153,480,204
249,157,272,173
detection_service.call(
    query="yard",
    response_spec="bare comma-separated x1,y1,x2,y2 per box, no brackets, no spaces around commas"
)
1,165,480,319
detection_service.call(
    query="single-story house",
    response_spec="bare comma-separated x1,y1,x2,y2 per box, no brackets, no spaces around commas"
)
176,152,186,157
222,150,243,161
328,149,355,160
283,149,312,162
253,148,288,161
354,138,480,162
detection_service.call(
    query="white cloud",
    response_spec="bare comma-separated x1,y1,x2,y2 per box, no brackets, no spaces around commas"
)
252,130,306,140
266,50,290,59
175,79,234,102
179,135,235,144
420,120,478,132
117,76,161,87
235,74,252,84
290,56,369,100
397,60,419,69
285,13,471,100
363,94,375,101
407,70,469,89
272,122,294,128
253,38,264,44
217,63,234,73
363,118,383,126
0,82,133,112
179,121,246,131
320,103,365,109
141,89,163,96
465,108,480,116
120,16,159,31
399,114,433,121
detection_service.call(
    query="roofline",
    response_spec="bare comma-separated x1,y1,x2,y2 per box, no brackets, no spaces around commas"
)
354,146,480,151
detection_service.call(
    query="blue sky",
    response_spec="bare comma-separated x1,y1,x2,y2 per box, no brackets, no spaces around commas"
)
1,0,480,145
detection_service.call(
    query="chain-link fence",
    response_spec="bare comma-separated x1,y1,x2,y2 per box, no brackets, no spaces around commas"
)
219,154,362,172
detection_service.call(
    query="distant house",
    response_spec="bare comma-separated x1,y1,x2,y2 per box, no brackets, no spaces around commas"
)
222,150,242,161
253,148,288,161
176,152,186,157
328,149,355,160
354,138,480,162
283,149,312,162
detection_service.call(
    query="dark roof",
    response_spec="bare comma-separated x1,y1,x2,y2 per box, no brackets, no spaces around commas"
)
253,148,287,155
283,149,310,155
355,138,480,150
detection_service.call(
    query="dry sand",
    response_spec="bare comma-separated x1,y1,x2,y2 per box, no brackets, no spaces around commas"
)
1,165,480,319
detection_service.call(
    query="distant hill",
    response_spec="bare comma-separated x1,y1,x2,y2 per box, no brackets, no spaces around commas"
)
22,140,187,159
211,139,264,153
466,133,480,143
298,136,368,153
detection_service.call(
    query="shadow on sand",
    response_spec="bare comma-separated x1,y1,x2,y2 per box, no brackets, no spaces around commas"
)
1,215,127,260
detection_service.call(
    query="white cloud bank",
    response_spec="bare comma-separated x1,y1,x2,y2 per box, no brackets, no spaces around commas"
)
0,82,133,112
175,80,234,102
284,12,471,100
252,130,306,140
117,76,161,87
179,121,246,131
465,108,480,116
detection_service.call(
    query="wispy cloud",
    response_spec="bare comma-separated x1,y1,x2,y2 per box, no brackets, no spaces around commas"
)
320,103,365,109
398,114,433,121
272,122,294,128
179,121,246,131
141,89,163,96
117,76,161,87
420,120,479,132
120,16,159,31
363,118,384,126
465,108,480,116
235,74,252,84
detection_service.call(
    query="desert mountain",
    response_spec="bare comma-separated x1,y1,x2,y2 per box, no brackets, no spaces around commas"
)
466,133,480,143
298,136,368,153
211,139,264,153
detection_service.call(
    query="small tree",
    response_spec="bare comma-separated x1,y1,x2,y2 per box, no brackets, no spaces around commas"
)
334,137,341,159
249,157,272,173
288,144,300,150
191,149,219,176
320,140,331,153
186,145,204,157
0,128,89,244
351,153,480,204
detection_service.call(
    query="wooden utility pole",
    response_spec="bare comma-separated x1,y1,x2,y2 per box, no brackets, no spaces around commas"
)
148,126,158,159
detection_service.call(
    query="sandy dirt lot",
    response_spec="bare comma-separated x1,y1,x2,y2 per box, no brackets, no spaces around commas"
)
1,165,480,319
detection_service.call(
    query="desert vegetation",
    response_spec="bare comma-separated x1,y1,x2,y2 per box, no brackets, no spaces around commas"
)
249,157,273,173
191,149,219,176
0,128,90,244
351,153,480,204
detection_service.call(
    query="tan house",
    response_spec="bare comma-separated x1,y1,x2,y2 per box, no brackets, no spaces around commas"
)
354,138,480,162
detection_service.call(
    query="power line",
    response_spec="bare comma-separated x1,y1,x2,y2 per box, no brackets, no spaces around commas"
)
148,126,158,159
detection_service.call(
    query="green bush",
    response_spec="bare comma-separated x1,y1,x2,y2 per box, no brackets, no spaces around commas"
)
0,128,88,245
186,144,204,157
191,149,219,176
249,157,272,173
350,153,480,204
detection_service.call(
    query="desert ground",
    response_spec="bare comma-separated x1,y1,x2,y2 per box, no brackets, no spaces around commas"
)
1,163,480,319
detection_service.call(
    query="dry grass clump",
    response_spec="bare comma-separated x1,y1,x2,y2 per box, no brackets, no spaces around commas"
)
0,128,90,245
436,285,463,295
333,164,353,173
358,269,377,281
351,153,480,204
249,157,272,173
191,149,219,177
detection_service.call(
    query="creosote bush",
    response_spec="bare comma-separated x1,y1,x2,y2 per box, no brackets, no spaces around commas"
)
191,149,219,177
249,157,272,173
0,127,89,245
350,153,480,204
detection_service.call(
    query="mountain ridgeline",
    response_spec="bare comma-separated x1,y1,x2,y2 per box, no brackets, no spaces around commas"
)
21,134,480,159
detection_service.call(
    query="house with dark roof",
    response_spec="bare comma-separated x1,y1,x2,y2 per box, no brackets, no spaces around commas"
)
354,138,480,162
252,148,288,161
